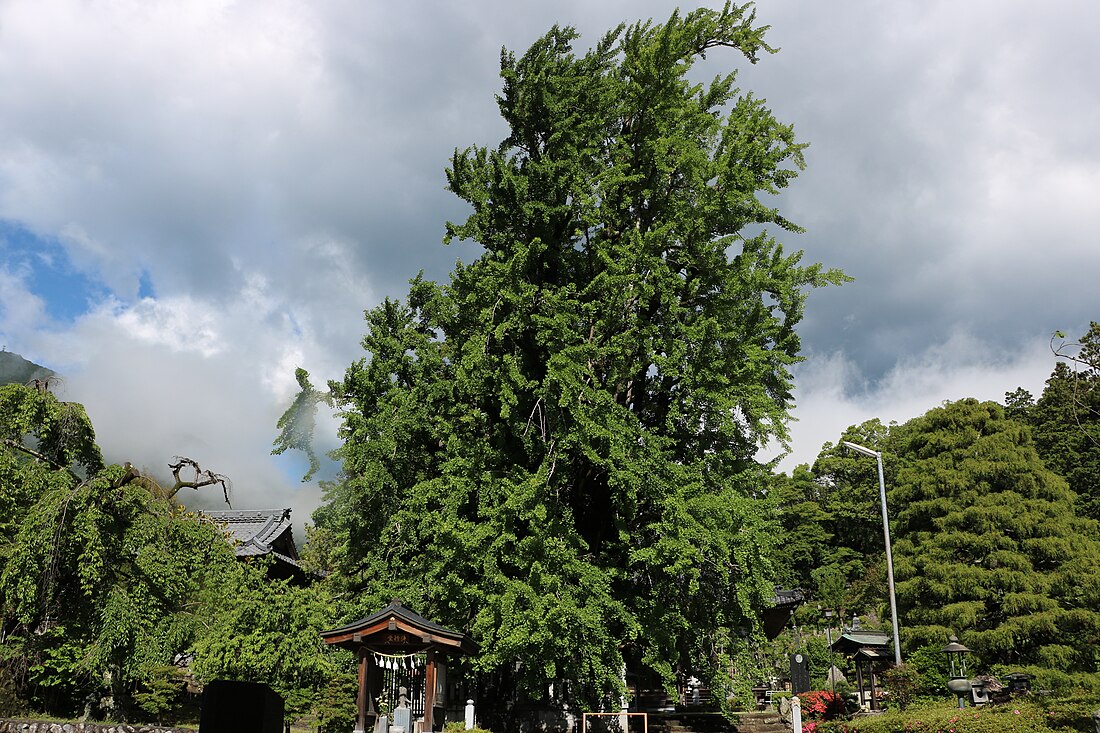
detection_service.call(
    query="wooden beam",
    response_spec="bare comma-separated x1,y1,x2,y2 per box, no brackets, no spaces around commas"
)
357,649,368,733
424,649,437,733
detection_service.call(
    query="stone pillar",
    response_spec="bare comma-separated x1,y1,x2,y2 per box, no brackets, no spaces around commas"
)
465,699,475,730
791,696,802,733
618,663,629,733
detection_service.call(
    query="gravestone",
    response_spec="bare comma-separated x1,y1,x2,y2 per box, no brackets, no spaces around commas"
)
200,679,285,733
393,707,412,733
393,685,412,732
789,653,811,694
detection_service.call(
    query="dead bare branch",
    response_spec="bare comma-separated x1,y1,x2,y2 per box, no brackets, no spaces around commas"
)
1050,331,1100,450
167,456,232,506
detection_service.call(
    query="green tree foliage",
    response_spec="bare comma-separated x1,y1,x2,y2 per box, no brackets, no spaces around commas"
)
769,466,834,590
890,399,1100,673
772,420,895,618
1023,323,1100,522
0,381,103,546
271,368,328,482
190,569,351,718
285,3,844,708
0,384,238,718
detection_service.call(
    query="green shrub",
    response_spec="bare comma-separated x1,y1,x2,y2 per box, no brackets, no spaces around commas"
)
987,665,1100,697
133,665,187,722
814,699,1099,733
443,722,493,733
315,673,357,733
902,645,949,698
879,664,921,711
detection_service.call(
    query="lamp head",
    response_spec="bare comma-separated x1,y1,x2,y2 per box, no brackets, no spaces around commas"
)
842,440,880,458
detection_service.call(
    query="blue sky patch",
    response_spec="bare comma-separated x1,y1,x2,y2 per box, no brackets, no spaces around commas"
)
0,219,108,323
137,268,156,300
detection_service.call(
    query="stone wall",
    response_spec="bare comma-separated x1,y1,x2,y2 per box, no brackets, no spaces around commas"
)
0,720,196,733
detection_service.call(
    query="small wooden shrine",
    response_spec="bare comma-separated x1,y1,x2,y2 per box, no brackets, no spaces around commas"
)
830,630,892,710
321,600,476,733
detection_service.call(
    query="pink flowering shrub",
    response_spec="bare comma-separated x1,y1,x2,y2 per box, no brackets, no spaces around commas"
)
800,690,846,721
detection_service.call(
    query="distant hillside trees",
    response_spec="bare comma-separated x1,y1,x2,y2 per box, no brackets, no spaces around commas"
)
0,351,55,388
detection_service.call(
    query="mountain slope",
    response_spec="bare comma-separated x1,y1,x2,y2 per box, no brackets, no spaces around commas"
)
0,350,55,386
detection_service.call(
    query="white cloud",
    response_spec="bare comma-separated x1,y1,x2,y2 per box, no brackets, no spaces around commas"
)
777,329,1056,471
0,264,49,340
14,270,338,537
110,296,226,357
1,0,1098,527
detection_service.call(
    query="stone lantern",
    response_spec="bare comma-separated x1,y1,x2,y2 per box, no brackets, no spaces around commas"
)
941,635,972,708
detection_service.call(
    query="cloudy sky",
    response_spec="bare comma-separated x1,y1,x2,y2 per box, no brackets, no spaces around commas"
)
1,0,1096,525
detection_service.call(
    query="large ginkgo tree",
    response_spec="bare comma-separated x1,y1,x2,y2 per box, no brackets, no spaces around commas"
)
281,2,845,712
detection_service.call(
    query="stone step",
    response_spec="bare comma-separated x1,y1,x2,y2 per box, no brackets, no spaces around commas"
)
648,711,786,733
730,711,787,733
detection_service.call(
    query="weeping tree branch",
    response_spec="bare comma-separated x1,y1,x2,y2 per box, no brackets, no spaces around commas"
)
2,437,82,483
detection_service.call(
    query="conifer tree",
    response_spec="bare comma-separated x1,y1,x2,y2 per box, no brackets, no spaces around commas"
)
890,399,1100,673
1026,323,1100,522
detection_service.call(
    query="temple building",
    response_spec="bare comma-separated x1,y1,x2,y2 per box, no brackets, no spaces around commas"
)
203,508,309,584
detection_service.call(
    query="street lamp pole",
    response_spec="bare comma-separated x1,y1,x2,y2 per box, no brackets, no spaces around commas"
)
842,441,903,666
824,609,836,693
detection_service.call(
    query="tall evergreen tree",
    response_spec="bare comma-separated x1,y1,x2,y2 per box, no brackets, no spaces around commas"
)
285,3,845,708
1025,323,1100,522
890,399,1100,673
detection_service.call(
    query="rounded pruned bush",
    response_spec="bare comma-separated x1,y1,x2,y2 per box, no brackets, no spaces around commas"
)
814,699,1100,733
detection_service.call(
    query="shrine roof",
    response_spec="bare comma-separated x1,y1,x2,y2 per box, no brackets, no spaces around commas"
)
761,587,804,640
321,599,475,654
830,630,892,656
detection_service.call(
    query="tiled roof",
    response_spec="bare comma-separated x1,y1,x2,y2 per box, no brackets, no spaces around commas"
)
773,588,805,607
762,588,805,640
202,508,300,565
830,630,893,656
839,631,891,647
